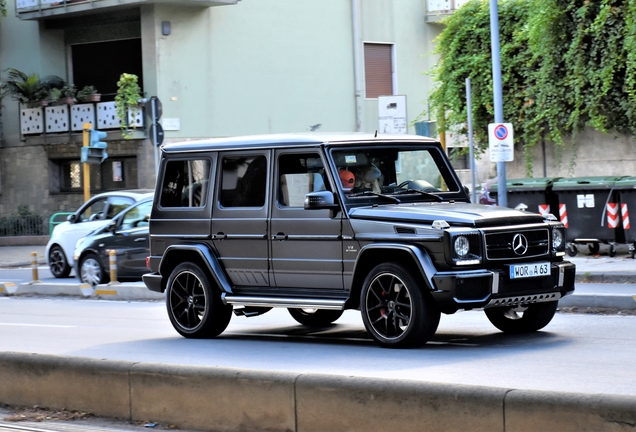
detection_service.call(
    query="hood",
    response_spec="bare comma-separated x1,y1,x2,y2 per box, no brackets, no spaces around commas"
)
348,202,547,228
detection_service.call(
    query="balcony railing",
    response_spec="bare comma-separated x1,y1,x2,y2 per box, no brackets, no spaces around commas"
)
16,0,240,20
20,101,145,140
426,0,469,22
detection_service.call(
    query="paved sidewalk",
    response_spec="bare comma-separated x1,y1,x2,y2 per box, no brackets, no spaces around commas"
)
0,244,634,308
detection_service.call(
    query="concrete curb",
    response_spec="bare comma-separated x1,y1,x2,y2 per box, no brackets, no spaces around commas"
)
559,293,636,309
0,282,165,300
576,272,636,284
0,352,633,432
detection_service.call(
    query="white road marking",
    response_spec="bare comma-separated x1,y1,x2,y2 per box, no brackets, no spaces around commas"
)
0,323,75,328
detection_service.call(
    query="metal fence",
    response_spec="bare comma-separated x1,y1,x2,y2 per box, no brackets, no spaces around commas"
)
0,214,48,236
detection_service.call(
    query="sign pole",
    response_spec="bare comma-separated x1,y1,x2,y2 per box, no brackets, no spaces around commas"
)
151,99,159,178
466,79,477,204
82,123,91,203
490,0,507,207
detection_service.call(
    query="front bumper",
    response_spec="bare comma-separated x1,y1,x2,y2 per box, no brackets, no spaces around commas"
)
431,261,576,314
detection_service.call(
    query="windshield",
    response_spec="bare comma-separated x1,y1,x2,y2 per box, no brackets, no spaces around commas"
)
331,146,462,204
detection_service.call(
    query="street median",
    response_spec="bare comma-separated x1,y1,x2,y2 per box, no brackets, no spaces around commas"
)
0,352,634,431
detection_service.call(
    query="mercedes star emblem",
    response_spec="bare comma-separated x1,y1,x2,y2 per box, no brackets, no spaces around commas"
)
512,233,529,256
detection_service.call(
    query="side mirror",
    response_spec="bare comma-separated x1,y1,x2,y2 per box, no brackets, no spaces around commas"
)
304,191,339,210
107,220,118,233
67,214,77,223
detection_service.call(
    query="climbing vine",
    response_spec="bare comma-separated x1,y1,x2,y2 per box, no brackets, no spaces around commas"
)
427,0,636,176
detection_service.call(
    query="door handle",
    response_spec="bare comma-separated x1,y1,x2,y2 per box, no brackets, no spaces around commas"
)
134,237,147,242
271,233,287,241
213,233,227,240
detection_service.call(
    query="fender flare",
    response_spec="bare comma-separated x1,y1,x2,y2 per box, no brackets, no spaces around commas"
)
160,244,233,294
353,243,437,291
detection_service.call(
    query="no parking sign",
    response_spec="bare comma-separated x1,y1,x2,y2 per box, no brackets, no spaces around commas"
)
488,123,514,162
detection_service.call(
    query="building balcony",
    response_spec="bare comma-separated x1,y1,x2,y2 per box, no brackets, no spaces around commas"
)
20,101,146,143
426,0,468,22
16,0,240,21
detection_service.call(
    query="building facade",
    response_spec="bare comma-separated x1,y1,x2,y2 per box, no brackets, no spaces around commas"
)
1,0,462,219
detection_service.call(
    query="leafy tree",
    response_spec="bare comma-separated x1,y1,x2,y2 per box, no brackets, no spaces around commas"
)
427,0,636,175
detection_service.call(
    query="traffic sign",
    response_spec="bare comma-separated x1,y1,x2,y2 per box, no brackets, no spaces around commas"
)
488,123,514,162
153,122,164,147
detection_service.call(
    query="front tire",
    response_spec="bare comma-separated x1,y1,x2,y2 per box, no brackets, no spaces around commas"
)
360,263,440,348
49,245,71,278
288,308,343,326
79,253,108,286
485,301,558,333
166,262,232,338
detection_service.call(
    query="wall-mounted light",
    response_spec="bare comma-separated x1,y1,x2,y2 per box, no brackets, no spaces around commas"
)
162,21,171,36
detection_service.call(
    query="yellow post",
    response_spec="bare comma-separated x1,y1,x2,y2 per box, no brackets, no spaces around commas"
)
83,123,92,203
109,250,119,285
31,252,39,283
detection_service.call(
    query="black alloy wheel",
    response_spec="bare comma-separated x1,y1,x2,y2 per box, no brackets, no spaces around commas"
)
166,262,232,338
288,308,344,326
360,263,440,348
485,301,558,333
49,245,71,278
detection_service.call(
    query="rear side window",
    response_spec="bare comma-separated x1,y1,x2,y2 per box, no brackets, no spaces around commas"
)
160,159,211,208
219,155,267,208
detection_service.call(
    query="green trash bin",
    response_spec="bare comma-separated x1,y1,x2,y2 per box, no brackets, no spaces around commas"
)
552,176,624,257
490,177,560,217
615,177,636,258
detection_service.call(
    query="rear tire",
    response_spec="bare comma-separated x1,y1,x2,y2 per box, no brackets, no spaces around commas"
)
485,301,558,333
166,262,232,338
288,308,343,326
79,253,108,286
49,245,71,278
360,263,440,348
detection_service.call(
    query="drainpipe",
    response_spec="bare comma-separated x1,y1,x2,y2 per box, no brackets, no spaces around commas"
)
351,0,362,132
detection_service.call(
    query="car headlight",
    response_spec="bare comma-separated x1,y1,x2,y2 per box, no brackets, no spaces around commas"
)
552,227,564,250
451,233,482,265
454,236,470,258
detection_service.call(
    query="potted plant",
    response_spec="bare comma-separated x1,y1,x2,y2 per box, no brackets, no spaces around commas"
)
115,73,143,138
47,88,62,105
0,68,48,107
77,85,101,102
60,84,77,105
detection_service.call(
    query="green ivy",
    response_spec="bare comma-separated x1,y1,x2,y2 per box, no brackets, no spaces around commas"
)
115,73,142,139
427,0,636,176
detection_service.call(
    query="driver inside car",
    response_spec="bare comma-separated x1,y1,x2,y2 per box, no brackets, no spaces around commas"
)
353,165,382,193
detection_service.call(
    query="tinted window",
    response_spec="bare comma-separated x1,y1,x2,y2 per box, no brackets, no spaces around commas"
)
121,201,153,229
220,155,267,208
278,153,329,207
107,197,136,219
160,159,211,208
77,198,108,222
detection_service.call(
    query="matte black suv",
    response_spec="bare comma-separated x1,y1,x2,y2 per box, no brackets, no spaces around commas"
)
143,133,575,348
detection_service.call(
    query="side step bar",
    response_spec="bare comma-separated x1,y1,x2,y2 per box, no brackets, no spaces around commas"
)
222,294,346,310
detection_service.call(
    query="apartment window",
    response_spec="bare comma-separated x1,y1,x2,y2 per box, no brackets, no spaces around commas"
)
364,43,394,98
58,157,138,192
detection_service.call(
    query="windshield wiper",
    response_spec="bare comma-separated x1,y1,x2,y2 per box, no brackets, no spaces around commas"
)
391,189,443,202
348,191,401,204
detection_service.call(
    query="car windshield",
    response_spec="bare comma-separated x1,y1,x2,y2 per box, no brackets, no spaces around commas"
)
331,146,460,204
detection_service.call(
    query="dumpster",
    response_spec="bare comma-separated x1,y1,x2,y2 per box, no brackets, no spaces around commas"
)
552,176,624,257
490,177,560,217
615,176,636,258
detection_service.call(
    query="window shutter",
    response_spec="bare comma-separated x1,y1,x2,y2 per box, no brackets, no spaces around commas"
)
364,43,393,99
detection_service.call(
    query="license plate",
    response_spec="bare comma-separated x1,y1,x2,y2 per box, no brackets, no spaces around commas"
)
509,262,551,279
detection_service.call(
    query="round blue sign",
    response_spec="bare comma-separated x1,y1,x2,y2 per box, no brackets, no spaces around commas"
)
494,124,508,140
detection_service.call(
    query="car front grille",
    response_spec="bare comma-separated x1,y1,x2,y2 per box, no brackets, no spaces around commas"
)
485,228,550,260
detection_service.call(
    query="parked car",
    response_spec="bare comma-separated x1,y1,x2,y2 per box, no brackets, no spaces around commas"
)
143,133,575,348
46,190,153,278
73,197,153,286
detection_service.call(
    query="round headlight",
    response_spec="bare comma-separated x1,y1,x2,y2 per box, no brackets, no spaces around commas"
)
454,236,470,258
552,229,564,249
